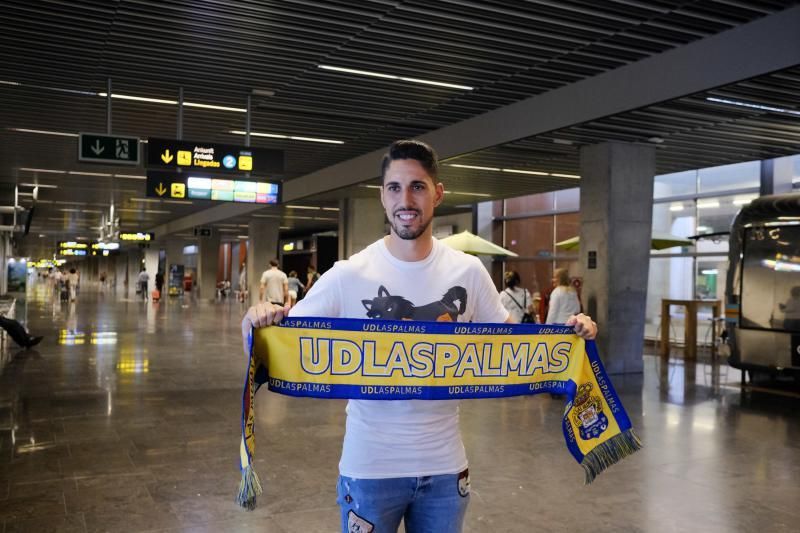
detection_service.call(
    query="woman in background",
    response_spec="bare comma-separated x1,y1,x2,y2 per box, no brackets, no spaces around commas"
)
499,271,535,323
546,268,581,324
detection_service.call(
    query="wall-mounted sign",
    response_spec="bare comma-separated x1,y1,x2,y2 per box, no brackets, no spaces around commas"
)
146,171,280,204
59,241,88,256
79,133,140,165
119,232,155,242
146,138,283,174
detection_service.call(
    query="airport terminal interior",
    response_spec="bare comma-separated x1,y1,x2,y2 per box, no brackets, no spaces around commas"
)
1,2,800,532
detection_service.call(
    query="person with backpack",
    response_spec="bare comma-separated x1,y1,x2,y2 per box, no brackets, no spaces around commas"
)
499,270,536,323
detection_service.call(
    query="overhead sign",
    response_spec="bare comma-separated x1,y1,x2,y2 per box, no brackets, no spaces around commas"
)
58,241,88,256
120,232,154,242
79,133,140,165
194,228,212,237
146,138,284,174
146,171,280,204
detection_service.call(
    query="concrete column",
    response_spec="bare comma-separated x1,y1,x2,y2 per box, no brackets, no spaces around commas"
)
247,220,279,306
144,248,159,286
762,156,795,196
338,198,386,259
126,250,143,298
196,230,220,301
579,142,655,374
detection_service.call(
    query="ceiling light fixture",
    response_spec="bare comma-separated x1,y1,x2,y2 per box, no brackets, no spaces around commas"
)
448,164,501,171
501,168,549,176
444,191,492,198
97,92,246,113
697,200,720,209
706,97,800,116
669,205,685,212
228,130,344,145
285,205,321,210
8,128,78,137
318,65,473,91
113,174,147,180
67,171,112,177
19,183,58,189
19,168,66,174
550,173,581,179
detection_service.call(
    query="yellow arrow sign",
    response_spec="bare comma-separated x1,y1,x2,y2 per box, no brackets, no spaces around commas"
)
155,182,167,196
161,149,174,164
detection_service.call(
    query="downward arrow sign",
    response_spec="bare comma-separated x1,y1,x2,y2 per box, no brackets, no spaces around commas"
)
91,139,105,155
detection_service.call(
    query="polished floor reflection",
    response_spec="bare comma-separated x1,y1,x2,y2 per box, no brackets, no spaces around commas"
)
1,283,799,532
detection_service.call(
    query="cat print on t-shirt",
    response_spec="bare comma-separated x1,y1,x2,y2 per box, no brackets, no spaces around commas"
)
361,285,467,322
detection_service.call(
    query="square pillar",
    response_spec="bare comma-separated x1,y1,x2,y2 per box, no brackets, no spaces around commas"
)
579,142,655,374
338,197,386,259
197,230,220,302
247,220,279,306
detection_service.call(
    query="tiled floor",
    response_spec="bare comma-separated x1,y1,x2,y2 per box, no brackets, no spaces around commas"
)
1,283,799,532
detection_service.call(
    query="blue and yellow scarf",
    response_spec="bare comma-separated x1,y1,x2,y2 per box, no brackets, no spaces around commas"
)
237,318,641,509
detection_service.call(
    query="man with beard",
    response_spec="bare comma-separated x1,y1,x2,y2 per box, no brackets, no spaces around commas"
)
242,140,597,532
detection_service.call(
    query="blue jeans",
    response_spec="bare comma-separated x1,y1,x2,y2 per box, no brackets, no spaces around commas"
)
336,470,470,533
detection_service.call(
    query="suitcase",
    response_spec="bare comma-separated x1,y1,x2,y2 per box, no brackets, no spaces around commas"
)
151,289,160,302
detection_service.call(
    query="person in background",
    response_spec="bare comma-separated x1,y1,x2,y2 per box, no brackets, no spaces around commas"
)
155,271,165,296
545,267,581,324
0,315,43,349
259,259,288,305
306,264,320,292
137,268,150,301
287,270,305,307
499,271,535,323
67,268,79,302
239,262,248,302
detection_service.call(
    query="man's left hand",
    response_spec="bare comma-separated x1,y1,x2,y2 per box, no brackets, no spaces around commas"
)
566,313,597,340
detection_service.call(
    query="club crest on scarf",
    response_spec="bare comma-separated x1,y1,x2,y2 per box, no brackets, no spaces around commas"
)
572,383,609,440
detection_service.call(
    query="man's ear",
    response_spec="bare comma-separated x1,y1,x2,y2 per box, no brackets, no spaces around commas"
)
434,182,444,207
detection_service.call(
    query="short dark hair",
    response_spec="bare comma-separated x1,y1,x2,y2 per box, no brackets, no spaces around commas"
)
269,259,278,267
504,271,520,288
380,140,439,183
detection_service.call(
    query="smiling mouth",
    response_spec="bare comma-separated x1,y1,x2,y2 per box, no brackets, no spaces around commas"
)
394,210,419,222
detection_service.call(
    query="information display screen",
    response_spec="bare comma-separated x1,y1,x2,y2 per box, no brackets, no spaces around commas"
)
146,171,279,204
741,225,800,332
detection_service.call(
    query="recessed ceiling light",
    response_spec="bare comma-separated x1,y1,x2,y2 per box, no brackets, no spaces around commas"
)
19,183,59,188
443,191,492,197
97,92,246,113
285,205,320,210
550,173,580,179
113,174,147,180
67,171,112,177
228,130,344,144
448,164,501,171
706,97,800,116
501,168,549,176
318,65,473,91
19,168,66,174
8,128,78,137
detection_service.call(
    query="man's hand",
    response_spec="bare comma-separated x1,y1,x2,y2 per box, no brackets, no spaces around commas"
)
241,302,291,354
566,313,597,340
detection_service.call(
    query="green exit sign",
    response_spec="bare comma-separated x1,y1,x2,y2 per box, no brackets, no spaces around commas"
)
79,133,140,165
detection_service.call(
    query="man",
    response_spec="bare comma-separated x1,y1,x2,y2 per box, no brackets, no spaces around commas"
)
242,140,597,532
259,259,288,305
137,268,150,301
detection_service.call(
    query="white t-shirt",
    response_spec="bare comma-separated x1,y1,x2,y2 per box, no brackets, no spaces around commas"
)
290,237,509,478
260,268,288,303
546,286,581,324
499,287,532,323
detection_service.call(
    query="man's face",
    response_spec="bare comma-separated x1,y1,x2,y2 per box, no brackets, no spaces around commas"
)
380,159,444,241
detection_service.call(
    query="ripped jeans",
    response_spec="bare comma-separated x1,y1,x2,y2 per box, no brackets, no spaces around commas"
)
336,470,470,533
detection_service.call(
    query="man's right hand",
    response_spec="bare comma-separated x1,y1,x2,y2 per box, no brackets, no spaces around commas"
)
241,302,291,355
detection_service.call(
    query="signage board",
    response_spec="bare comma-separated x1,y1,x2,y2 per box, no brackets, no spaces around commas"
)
120,232,155,242
79,133,140,165
146,138,283,174
58,241,88,256
146,171,280,204
194,228,212,237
